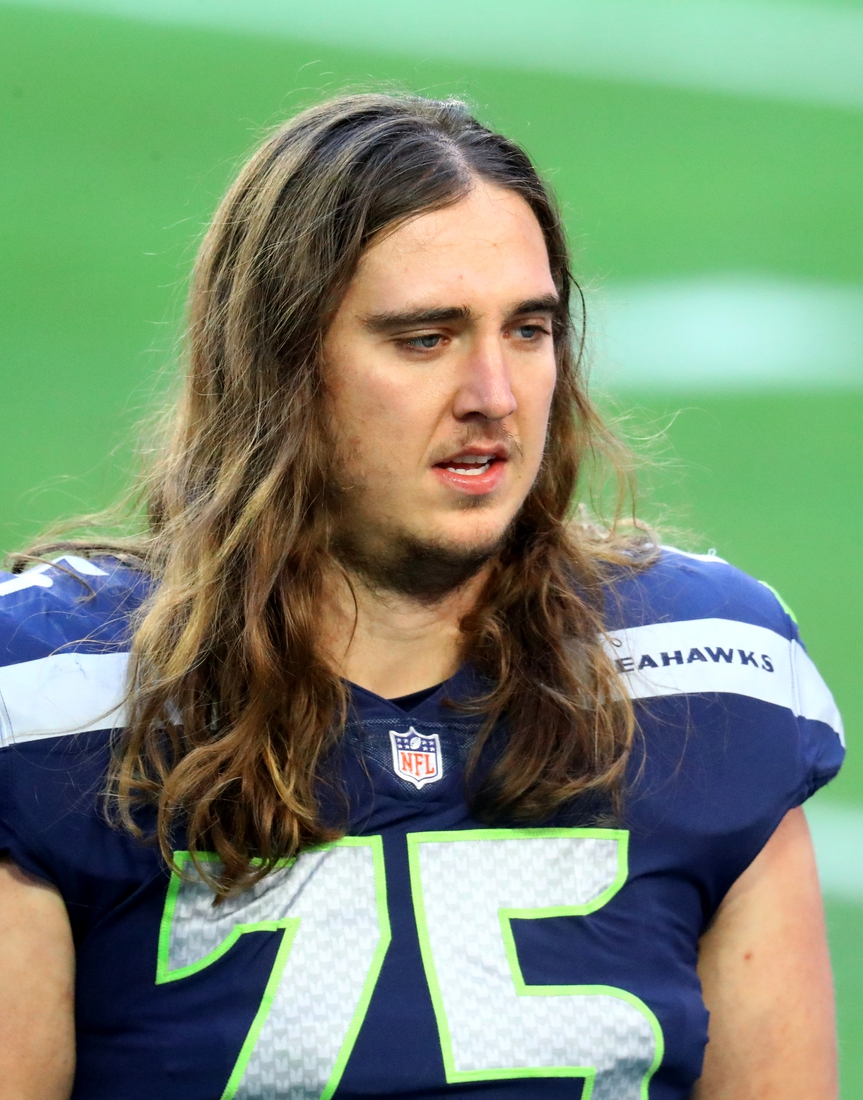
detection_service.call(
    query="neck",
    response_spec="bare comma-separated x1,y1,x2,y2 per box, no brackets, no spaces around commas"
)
318,565,489,699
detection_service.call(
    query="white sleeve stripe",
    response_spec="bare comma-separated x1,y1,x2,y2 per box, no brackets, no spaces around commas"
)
604,617,844,745
0,621,845,750
0,652,129,746
793,643,846,747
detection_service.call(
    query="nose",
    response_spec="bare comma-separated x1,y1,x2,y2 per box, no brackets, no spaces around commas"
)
451,335,517,422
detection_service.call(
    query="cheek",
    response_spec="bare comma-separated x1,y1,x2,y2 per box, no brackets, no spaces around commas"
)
330,369,433,477
517,362,557,448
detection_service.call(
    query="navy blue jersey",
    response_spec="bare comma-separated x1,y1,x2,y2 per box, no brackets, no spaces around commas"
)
0,550,844,1100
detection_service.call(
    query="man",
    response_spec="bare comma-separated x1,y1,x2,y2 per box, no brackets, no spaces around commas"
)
0,94,844,1100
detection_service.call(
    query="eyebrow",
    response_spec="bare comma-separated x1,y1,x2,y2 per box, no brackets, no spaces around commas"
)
508,294,561,319
361,293,561,334
362,305,472,332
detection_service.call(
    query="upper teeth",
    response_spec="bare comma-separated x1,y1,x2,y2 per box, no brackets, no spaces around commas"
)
444,455,493,476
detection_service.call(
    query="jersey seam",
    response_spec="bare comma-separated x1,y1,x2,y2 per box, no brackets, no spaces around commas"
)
0,682,12,746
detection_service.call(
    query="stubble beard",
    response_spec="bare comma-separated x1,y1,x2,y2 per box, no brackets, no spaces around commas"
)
332,523,503,604
330,488,509,604
328,423,523,603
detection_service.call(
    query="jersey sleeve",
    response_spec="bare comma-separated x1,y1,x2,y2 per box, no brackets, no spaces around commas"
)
0,556,144,887
0,744,62,885
787,612,845,802
603,547,845,914
606,547,845,808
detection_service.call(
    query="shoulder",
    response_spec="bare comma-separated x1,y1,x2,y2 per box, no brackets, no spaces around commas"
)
0,553,149,658
603,545,790,635
0,555,148,747
600,549,843,918
602,546,844,758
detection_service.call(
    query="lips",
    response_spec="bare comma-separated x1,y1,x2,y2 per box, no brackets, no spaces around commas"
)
432,445,509,494
434,443,508,469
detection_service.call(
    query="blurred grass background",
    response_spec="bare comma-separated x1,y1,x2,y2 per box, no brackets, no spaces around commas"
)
0,2,860,1090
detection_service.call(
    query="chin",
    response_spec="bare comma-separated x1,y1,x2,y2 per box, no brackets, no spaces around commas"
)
433,508,516,554
334,511,510,602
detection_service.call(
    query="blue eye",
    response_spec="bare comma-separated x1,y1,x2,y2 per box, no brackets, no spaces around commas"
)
515,325,542,339
407,334,441,349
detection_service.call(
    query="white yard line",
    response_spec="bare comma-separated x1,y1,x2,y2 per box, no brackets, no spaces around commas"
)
2,0,863,111
591,277,863,391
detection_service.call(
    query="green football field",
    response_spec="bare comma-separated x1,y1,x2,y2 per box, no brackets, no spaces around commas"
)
0,1,860,1090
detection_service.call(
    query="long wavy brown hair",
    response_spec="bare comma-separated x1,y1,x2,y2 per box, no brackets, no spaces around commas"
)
21,93,652,895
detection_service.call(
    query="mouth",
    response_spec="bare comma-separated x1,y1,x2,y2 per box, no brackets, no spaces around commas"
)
431,446,509,495
435,453,500,477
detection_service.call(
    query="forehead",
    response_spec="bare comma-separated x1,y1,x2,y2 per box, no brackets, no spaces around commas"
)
346,182,556,312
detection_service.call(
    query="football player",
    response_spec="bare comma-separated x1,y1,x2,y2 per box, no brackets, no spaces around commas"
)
0,95,843,1100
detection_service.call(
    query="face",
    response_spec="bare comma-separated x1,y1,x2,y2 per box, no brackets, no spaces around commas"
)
323,180,559,596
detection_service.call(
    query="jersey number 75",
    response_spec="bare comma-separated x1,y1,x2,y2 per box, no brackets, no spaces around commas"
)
157,829,663,1100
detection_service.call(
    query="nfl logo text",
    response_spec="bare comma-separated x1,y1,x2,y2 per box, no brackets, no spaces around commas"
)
389,727,444,789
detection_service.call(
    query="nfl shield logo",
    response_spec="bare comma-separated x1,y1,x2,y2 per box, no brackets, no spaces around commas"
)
389,727,444,789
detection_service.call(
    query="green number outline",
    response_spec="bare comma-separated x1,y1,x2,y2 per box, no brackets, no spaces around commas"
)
407,827,665,1099
758,579,798,623
156,836,391,1100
